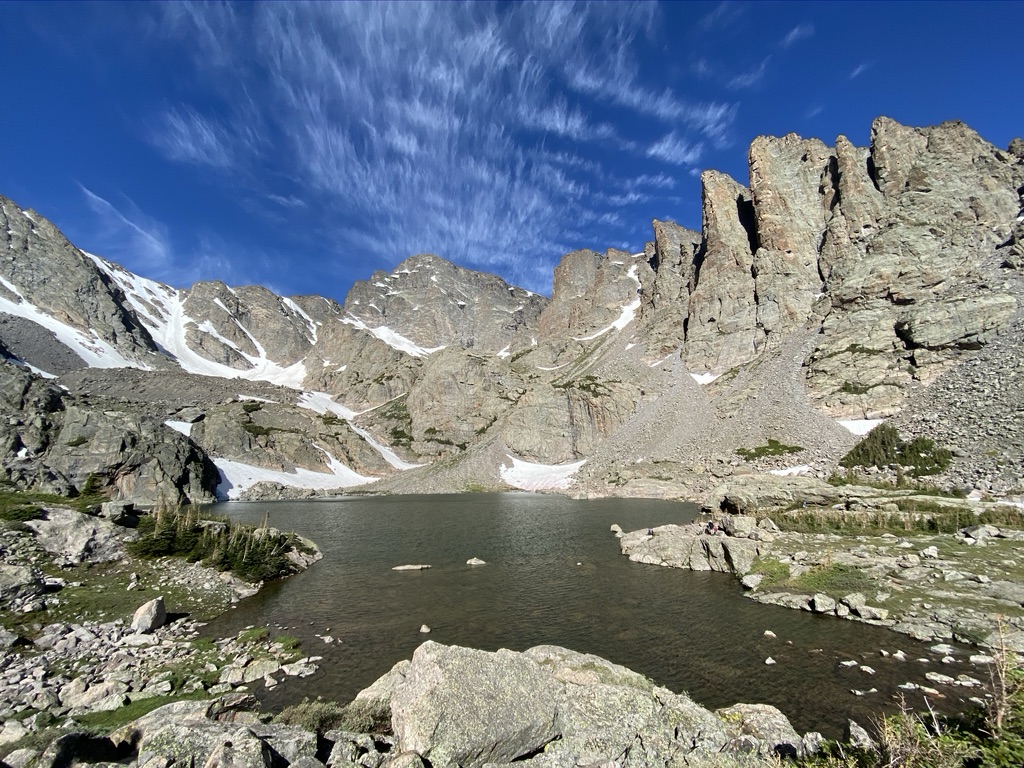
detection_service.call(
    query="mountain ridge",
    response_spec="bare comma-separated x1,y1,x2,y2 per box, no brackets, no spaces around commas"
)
0,115,1021,504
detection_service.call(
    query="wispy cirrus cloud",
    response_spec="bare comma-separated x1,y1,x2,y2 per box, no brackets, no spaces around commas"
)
149,107,238,169
698,2,745,32
143,0,734,292
79,184,172,276
849,61,872,79
781,23,814,48
78,185,252,288
728,57,771,90
646,133,704,166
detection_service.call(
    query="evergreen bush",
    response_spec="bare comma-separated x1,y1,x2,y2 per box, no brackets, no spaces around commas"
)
839,424,951,477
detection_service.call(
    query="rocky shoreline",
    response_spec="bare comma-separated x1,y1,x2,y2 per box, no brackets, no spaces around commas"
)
0,502,326,757
0,501,850,768
3,641,841,768
616,503,1024,672
4,486,1022,767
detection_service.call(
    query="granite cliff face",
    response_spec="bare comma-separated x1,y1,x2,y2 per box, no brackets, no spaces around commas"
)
678,119,1022,420
0,363,216,506
0,117,1021,504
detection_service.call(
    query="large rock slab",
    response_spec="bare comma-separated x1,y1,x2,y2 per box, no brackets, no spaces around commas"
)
25,507,129,565
619,523,760,574
390,641,561,767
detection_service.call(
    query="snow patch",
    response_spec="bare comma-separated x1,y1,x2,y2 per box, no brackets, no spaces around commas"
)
0,275,138,369
649,353,675,368
348,424,425,470
90,254,308,388
214,450,376,500
164,420,193,437
500,455,586,491
536,362,570,371
281,297,317,342
690,372,720,385
496,345,511,359
296,390,359,420
573,264,642,342
238,395,277,404
341,315,445,357
838,419,884,436
769,465,811,477
573,298,641,342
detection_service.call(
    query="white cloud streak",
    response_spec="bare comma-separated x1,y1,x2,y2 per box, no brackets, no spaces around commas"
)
849,62,872,79
148,0,734,292
79,185,172,276
728,57,771,90
646,133,704,166
781,23,814,48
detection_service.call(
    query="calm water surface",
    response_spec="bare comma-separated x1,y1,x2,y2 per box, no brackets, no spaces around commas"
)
204,493,975,738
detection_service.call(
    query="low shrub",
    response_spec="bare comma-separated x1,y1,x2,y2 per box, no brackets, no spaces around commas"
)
128,507,304,583
790,563,874,595
275,698,345,734
736,439,803,461
840,423,951,477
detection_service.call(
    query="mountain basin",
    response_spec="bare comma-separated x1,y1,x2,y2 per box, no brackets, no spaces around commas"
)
203,492,980,738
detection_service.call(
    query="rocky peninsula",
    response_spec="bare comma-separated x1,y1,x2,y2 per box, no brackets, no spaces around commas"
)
616,476,1024,682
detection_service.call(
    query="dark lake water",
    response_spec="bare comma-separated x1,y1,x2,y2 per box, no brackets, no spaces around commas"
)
203,493,977,738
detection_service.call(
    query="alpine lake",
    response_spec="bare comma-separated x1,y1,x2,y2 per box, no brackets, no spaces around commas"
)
203,492,981,739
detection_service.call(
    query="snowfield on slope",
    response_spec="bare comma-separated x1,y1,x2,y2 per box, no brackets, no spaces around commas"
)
214,450,377,500
500,455,586,491
341,315,445,357
0,275,138,369
90,253,308,388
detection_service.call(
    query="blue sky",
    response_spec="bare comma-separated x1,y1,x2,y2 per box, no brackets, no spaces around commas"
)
2,1,1020,299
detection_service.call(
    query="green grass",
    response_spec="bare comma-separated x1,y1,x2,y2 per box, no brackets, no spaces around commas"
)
73,692,209,734
273,634,301,653
749,556,790,587
0,482,107,517
0,504,44,522
237,627,270,643
735,439,803,461
552,374,613,396
790,563,875,595
65,435,89,447
241,401,263,413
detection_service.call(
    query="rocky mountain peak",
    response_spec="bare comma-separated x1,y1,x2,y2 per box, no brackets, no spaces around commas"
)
0,195,164,374
342,252,547,354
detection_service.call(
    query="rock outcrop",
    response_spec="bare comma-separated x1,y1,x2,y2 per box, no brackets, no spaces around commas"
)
0,363,217,505
343,253,547,355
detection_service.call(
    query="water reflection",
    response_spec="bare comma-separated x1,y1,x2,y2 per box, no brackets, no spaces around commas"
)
203,493,975,738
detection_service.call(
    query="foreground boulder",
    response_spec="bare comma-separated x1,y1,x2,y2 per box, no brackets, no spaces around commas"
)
32,644,822,767
358,641,818,767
